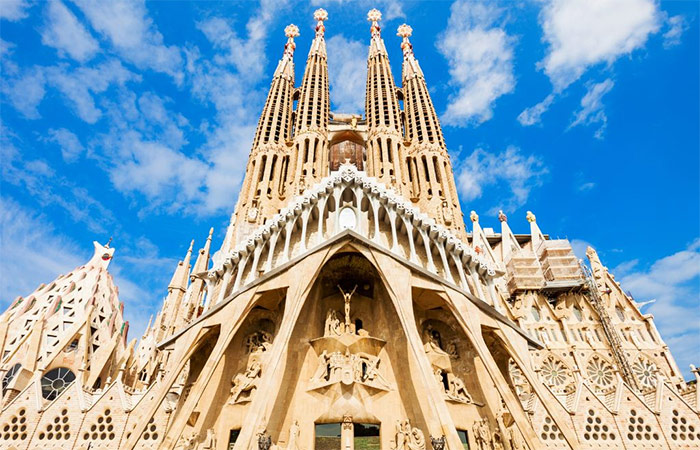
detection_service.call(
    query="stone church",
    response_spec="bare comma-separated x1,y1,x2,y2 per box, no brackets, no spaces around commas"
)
0,8,698,450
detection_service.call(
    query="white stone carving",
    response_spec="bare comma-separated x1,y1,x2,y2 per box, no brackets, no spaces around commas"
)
394,419,425,450
208,164,499,304
229,360,262,404
309,350,390,390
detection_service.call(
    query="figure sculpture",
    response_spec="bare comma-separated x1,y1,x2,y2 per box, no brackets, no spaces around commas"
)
257,429,272,450
447,374,473,404
324,309,342,336
393,420,425,450
338,284,357,330
229,360,262,404
430,435,446,450
310,350,330,381
472,419,492,450
287,420,300,450
423,326,447,355
245,330,273,354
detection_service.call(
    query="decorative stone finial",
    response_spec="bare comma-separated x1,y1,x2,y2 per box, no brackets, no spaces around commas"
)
314,9,327,37
283,24,299,58
397,23,412,38
397,23,414,57
498,210,507,223
285,24,300,39
526,211,536,223
470,210,479,223
368,9,382,37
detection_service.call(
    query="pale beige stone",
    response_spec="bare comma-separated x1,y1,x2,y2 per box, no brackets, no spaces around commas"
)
0,8,697,450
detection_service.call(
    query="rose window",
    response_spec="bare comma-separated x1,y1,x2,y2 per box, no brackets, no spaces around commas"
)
40,367,76,400
586,356,615,391
540,357,573,393
632,358,658,388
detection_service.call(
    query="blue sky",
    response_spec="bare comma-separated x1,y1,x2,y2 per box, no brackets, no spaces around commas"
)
1,0,698,377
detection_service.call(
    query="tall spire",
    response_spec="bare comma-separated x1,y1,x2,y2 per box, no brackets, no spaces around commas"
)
365,9,404,188
291,8,330,193
398,24,464,237
252,24,298,149
230,25,300,249
399,23,445,149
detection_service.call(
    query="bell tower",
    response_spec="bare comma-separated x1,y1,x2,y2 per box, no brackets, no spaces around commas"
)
232,23,299,246
290,9,330,194
364,9,405,190
398,24,465,237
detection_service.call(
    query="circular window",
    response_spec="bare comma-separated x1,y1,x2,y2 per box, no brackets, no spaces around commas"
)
2,363,21,394
40,368,76,400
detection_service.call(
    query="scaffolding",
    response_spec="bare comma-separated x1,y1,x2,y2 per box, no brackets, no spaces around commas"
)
581,262,639,391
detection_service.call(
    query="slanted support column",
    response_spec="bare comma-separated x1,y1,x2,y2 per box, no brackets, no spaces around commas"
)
368,249,463,450
233,249,332,450
442,293,549,450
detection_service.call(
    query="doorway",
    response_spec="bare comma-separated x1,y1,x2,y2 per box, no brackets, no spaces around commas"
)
354,423,380,450
315,423,341,450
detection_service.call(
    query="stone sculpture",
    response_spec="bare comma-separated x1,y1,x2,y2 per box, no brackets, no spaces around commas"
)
257,430,272,450
472,419,493,450
287,420,300,450
393,420,425,450
430,435,446,450
447,374,473,404
229,360,262,404
324,309,343,336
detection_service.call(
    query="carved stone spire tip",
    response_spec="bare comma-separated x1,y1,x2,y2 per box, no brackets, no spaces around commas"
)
470,211,479,223
526,211,536,223
313,9,328,38
284,24,300,39
397,23,412,38
283,24,299,58
368,8,382,37
314,8,328,22
498,210,507,223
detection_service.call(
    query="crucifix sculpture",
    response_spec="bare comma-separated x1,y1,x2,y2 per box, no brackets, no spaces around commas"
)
338,284,358,329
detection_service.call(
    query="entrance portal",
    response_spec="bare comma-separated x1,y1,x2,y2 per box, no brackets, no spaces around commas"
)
315,423,341,450
354,423,380,450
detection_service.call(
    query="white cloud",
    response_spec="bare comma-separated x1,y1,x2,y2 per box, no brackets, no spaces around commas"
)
327,35,366,113
455,145,547,212
437,1,515,126
72,0,183,82
47,128,85,162
570,78,615,139
106,132,209,212
519,0,661,130
0,0,30,21
1,128,115,233
539,0,661,91
47,60,138,123
663,15,688,48
2,68,46,119
0,197,84,306
517,93,555,126
41,1,99,62
578,181,596,192
618,240,700,376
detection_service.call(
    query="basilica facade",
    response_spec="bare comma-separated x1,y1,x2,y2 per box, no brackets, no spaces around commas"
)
0,9,698,450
